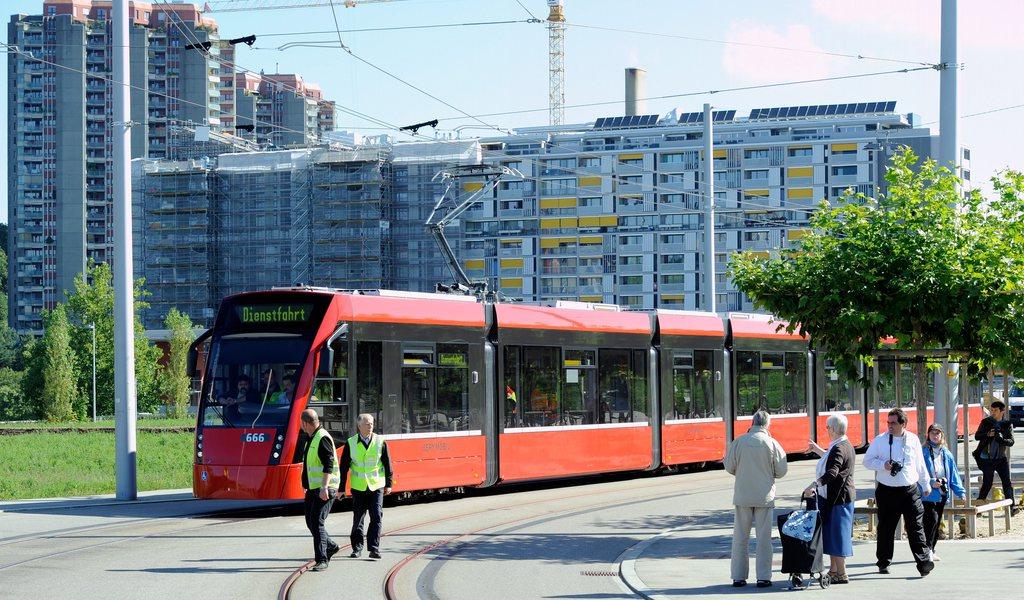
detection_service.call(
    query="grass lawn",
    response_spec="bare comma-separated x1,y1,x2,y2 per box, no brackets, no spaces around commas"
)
0,430,195,500
0,418,195,430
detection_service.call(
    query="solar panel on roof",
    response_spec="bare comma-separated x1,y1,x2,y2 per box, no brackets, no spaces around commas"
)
855,102,867,113
768,107,779,118
796,106,807,117
866,102,877,112
886,100,896,111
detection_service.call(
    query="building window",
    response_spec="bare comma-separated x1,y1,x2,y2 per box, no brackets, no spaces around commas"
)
660,153,684,164
661,274,685,285
744,149,769,159
744,169,769,181
620,158,643,167
579,156,600,168
661,254,685,265
579,196,601,208
541,178,576,195
831,165,857,176
618,175,642,185
788,147,812,157
743,231,769,243
620,275,642,286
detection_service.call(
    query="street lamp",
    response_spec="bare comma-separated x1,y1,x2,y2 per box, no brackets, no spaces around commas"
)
88,323,97,422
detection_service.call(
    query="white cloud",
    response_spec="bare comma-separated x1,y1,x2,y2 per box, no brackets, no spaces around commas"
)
721,20,836,84
810,0,1024,48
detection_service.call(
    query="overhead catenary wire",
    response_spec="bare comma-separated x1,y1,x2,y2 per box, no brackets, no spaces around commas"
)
564,22,935,67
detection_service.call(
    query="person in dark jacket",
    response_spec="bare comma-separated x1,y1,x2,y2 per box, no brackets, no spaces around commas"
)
805,413,856,584
922,423,965,561
300,408,341,572
973,401,1017,513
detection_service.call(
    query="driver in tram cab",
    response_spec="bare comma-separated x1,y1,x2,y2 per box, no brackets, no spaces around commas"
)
219,374,260,419
272,375,297,405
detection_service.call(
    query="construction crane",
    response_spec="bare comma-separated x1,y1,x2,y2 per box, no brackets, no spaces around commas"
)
546,0,565,125
426,165,523,300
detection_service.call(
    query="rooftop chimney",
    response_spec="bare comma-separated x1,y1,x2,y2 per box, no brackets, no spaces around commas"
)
625,68,646,116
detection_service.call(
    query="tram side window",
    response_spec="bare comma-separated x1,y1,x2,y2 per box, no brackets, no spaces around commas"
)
760,352,785,414
784,352,807,413
876,362,898,409
520,346,560,428
598,348,648,424
357,341,383,428
819,361,852,412
310,337,350,441
561,349,597,425
671,350,715,420
736,351,761,416
504,346,522,427
400,343,470,433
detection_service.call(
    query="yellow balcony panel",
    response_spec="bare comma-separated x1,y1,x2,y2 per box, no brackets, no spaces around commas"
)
540,237,575,248
540,218,563,229
500,258,524,268
600,216,618,227
580,295,603,302
560,218,578,228
790,145,811,151
661,294,685,301
787,167,813,178
463,259,485,269
748,251,771,259
540,197,575,209
578,176,602,187
831,143,858,152
500,278,523,288
500,238,522,245
579,235,603,245
787,187,814,199
714,149,727,159
461,181,485,192
744,189,769,197
579,216,602,227
787,229,810,241
618,152,643,161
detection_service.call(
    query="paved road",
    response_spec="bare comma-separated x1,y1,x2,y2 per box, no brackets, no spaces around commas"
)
2,439,1021,599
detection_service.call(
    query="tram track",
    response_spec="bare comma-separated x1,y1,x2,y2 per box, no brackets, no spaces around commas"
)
277,469,736,600
387,475,735,600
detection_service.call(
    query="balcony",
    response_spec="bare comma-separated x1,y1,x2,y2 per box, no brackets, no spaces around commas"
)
540,286,578,296
618,263,644,274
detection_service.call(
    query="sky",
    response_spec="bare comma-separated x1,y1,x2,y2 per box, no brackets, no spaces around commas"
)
3,0,1023,220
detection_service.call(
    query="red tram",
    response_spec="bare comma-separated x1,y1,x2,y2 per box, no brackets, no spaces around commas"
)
189,288,978,500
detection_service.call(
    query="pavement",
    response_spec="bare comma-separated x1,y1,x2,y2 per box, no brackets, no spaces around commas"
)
2,434,1023,599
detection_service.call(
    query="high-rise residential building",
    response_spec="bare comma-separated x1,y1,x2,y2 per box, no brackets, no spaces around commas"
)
133,101,965,328
7,0,336,334
235,72,336,148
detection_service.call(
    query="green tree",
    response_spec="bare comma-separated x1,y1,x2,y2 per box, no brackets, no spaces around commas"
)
161,308,194,418
64,262,163,417
730,148,1024,436
41,304,79,421
19,337,46,419
0,367,26,420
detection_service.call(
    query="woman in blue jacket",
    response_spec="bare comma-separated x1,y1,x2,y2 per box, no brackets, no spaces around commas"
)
921,423,965,561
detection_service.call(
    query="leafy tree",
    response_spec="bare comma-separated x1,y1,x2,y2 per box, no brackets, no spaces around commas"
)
0,367,26,420
19,337,46,419
64,262,163,417
730,148,1024,437
161,308,194,418
41,304,79,421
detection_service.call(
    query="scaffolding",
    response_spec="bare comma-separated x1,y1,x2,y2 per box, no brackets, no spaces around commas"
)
308,147,392,290
134,158,216,328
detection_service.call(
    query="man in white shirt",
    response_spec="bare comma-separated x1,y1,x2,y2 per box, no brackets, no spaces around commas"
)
863,408,934,577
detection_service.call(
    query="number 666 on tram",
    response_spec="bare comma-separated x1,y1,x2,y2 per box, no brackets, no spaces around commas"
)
189,288,980,500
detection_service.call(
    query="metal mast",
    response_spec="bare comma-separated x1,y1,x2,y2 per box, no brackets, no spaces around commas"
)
547,0,565,125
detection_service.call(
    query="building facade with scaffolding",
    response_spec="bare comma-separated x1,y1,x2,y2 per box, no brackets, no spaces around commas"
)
134,101,960,327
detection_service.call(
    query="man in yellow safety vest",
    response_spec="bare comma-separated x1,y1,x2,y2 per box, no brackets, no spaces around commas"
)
338,412,393,559
300,408,341,571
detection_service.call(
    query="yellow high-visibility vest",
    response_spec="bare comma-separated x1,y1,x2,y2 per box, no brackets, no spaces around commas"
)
305,428,340,490
347,434,385,492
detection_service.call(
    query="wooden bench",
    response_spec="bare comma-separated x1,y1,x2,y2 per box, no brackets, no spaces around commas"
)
855,498,1014,539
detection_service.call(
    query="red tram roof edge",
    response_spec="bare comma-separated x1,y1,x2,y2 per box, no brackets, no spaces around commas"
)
496,304,651,335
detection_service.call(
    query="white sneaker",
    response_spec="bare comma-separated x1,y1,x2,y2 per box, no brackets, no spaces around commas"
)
932,552,941,562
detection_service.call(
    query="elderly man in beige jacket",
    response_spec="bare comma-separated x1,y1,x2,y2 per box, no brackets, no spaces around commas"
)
724,409,788,588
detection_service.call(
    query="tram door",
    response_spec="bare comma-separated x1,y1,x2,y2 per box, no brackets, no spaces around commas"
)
309,332,351,443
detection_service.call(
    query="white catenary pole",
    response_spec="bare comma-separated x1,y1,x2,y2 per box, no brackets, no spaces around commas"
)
936,0,960,456
113,0,137,500
703,103,716,313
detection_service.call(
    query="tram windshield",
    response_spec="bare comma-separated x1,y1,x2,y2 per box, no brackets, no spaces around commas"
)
200,333,311,428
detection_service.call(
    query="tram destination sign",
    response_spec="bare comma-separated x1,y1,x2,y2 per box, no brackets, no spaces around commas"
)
234,303,314,325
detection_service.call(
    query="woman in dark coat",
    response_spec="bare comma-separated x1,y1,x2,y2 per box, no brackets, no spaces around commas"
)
805,413,856,584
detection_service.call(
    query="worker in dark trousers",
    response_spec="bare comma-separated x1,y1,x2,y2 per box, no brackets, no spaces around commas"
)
338,412,393,559
300,408,341,572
